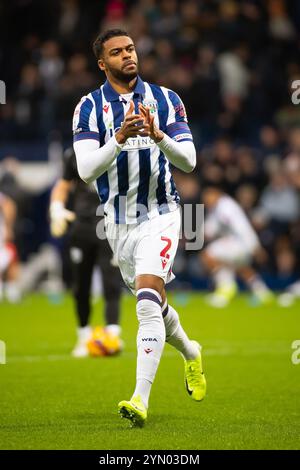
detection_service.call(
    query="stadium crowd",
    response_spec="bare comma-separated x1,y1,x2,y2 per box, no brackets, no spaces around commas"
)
1,0,300,287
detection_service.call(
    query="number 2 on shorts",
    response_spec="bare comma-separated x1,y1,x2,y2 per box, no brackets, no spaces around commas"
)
160,236,172,259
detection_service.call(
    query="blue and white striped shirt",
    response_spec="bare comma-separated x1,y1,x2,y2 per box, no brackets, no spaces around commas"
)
73,76,193,224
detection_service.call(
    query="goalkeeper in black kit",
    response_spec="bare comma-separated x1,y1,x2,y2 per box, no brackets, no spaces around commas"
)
49,148,122,357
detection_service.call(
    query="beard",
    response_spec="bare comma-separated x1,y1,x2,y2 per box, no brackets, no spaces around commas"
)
109,64,138,83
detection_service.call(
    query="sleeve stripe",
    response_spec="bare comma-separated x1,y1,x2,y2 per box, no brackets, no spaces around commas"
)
78,98,93,130
73,131,99,142
88,94,99,133
172,138,193,143
167,121,190,128
167,122,191,132
160,86,174,126
167,121,192,140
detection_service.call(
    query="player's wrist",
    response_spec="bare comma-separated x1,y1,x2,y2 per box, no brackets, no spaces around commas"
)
115,130,127,145
153,131,165,143
152,127,164,143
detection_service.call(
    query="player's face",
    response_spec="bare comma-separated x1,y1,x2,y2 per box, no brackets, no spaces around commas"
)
99,36,138,83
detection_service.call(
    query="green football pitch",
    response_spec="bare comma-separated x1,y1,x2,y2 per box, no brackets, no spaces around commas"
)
0,293,299,450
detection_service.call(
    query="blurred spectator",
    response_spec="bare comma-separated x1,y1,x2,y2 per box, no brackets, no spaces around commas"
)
55,53,97,135
235,184,258,214
259,125,282,160
58,0,81,41
268,0,296,41
260,171,299,225
218,45,250,100
128,10,153,56
287,127,300,153
283,152,300,189
38,41,64,93
14,63,45,138
235,147,262,189
151,0,180,40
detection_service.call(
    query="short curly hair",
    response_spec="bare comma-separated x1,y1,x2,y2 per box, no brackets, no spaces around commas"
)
93,29,130,59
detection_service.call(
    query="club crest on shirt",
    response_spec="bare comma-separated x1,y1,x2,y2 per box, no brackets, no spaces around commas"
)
142,98,158,114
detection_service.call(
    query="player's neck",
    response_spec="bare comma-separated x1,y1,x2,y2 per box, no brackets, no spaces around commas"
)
107,75,137,95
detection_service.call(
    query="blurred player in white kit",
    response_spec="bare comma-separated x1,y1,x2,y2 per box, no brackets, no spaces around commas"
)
201,184,274,307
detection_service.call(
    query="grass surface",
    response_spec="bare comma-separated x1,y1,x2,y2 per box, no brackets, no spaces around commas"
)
0,293,299,450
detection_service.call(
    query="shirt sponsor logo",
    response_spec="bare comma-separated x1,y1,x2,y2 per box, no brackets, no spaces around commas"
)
122,136,156,150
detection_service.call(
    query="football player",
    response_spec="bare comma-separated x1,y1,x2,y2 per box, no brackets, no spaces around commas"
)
201,184,274,307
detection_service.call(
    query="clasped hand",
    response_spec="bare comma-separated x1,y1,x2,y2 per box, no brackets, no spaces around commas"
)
115,100,164,145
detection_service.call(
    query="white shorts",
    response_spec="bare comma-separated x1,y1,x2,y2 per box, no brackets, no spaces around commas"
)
105,209,181,293
206,236,254,267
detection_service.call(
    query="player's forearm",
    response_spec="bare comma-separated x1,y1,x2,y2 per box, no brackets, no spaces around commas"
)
156,134,196,173
50,180,72,205
1,196,16,232
74,136,123,183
